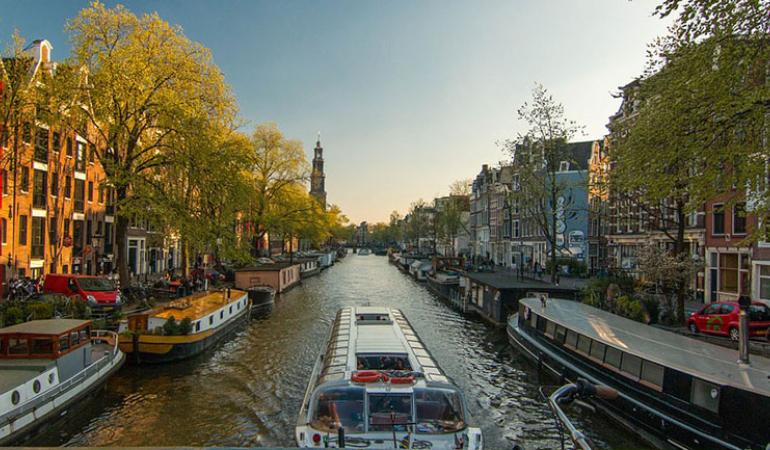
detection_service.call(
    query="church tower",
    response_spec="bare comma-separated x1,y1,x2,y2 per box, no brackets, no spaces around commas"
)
310,134,327,208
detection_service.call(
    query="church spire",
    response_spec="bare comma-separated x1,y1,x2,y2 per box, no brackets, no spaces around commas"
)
310,133,327,208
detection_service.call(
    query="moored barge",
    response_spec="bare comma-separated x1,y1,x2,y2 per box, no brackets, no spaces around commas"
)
296,306,483,449
508,297,770,450
118,289,250,364
0,319,124,445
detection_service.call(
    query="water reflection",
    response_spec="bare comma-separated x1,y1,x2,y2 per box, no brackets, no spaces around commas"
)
25,255,647,449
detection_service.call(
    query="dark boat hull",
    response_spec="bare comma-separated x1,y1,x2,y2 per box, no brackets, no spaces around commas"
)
122,309,249,364
507,317,751,450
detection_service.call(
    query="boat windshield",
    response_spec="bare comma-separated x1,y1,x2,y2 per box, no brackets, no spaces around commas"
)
310,386,365,433
414,387,466,433
77,277,116,291
356,353,411,371
368,393,412,432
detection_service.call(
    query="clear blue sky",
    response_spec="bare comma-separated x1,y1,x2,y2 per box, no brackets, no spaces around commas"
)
1,0,669,224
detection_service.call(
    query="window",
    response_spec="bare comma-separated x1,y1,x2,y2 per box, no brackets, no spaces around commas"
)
52,131,60,152
31,217,45,259
759,265,770,301
74,179,85,212
63,219,70,237
65,176,72,199
640,361,664,388
49,217,57,244
576,335,592,354
720,304,735,314
604,346,622,369
98,185,104,203
66,137,73,157
18,215,28,245
33,169,47,209
554,325,566,343
22,122,31,143
691,378,720,413
86,219,92,245
73,220,84,254
565,329,578,348
712,204,725,235
20,167,29,192
2,169,7,195
220,311,224,319
589,341,606,361
50,169,59,196
9,338,29,355
1,218,6,244
209,315,214,325
559,161,570,172
513,220,520,238
733,203,746,235
31,338,53,355
718,253,739,294
88,181,93,202
545,320,556,338
34,127,49,162
75,142,86,171
620,353,642,378
88,144,95,163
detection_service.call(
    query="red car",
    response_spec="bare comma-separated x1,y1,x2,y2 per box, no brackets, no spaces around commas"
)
687,301,770,341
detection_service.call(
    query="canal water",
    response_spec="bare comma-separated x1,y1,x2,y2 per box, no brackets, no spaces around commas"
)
27,255,649,449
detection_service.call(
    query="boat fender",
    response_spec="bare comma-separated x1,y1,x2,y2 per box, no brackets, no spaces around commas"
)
390,375,415,385
352,370,387,383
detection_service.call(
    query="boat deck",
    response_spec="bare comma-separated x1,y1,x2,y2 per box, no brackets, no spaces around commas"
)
519,298,770,396
153,290,247,321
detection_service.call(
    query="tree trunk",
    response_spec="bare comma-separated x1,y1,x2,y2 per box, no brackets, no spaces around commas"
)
115,185,130,287
674,204,687,324
181,238,189,278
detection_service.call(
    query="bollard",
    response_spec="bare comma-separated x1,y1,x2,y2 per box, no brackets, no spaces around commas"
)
738,309,750,365
337,426,345,448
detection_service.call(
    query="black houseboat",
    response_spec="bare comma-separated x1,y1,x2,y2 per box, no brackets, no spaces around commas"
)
508,297,770,450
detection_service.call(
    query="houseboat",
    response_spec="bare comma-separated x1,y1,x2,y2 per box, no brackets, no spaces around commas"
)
426,257,465,310
118,289,250,364
0,319,124,445
508,297,770,450
235,263,301,293
358,248,371,256
247,285,275,318
409,260,432,281
296,257,321,279
462,272,578,325
296,307,483,449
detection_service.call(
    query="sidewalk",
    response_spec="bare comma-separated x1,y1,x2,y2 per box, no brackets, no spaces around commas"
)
471,265,589,290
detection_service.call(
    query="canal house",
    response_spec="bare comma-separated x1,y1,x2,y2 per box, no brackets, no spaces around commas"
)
461,271,579,325
235,263,301,293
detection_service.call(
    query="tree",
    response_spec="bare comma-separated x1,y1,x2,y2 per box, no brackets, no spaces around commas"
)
244,122,309,255
66,2,235,285
435,196,469,256
405,199,432,252
449,178,471,196
504,84,584,283
648,0,770,236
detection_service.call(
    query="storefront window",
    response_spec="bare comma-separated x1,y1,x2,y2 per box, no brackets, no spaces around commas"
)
719,253,739,293
759,265,770,301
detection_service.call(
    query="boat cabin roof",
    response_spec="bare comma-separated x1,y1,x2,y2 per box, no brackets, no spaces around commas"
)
520,298,770,397
318,307,450,386
0,319,91,336
151,289,247,322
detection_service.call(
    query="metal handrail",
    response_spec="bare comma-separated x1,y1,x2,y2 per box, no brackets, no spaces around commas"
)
548,384,593,450
0,331,122,424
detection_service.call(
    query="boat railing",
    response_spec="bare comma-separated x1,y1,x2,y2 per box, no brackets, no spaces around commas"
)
0,332,123,425
91,329,120,357
547,380,618,450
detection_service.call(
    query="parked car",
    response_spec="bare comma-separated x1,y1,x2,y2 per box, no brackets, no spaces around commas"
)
43,274,122,311
687,301,770,341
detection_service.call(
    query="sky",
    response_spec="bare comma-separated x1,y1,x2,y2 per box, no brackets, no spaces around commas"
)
0,0,670,224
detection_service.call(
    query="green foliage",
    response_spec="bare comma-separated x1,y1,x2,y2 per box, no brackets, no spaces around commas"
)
546,257,588,277
179,317,193,335
162,317,179,336
2,306,25,327
27,303,55,320
615,296,648,323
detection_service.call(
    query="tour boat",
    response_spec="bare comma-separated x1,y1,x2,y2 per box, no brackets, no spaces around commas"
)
118,289,251,364
296,307,483,449
508,297,770,450
0,319,124,445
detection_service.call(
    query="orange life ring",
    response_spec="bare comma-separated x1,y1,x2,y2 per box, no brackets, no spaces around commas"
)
352,370,386,383
389,375,415,385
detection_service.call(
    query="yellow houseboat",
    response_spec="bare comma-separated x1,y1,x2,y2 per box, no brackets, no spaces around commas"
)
118,289,250,363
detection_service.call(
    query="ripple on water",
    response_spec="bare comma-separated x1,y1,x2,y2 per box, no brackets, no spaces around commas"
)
25,256,650,449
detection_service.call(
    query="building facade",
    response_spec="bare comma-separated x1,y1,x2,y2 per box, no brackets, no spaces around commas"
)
310,136,327,208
